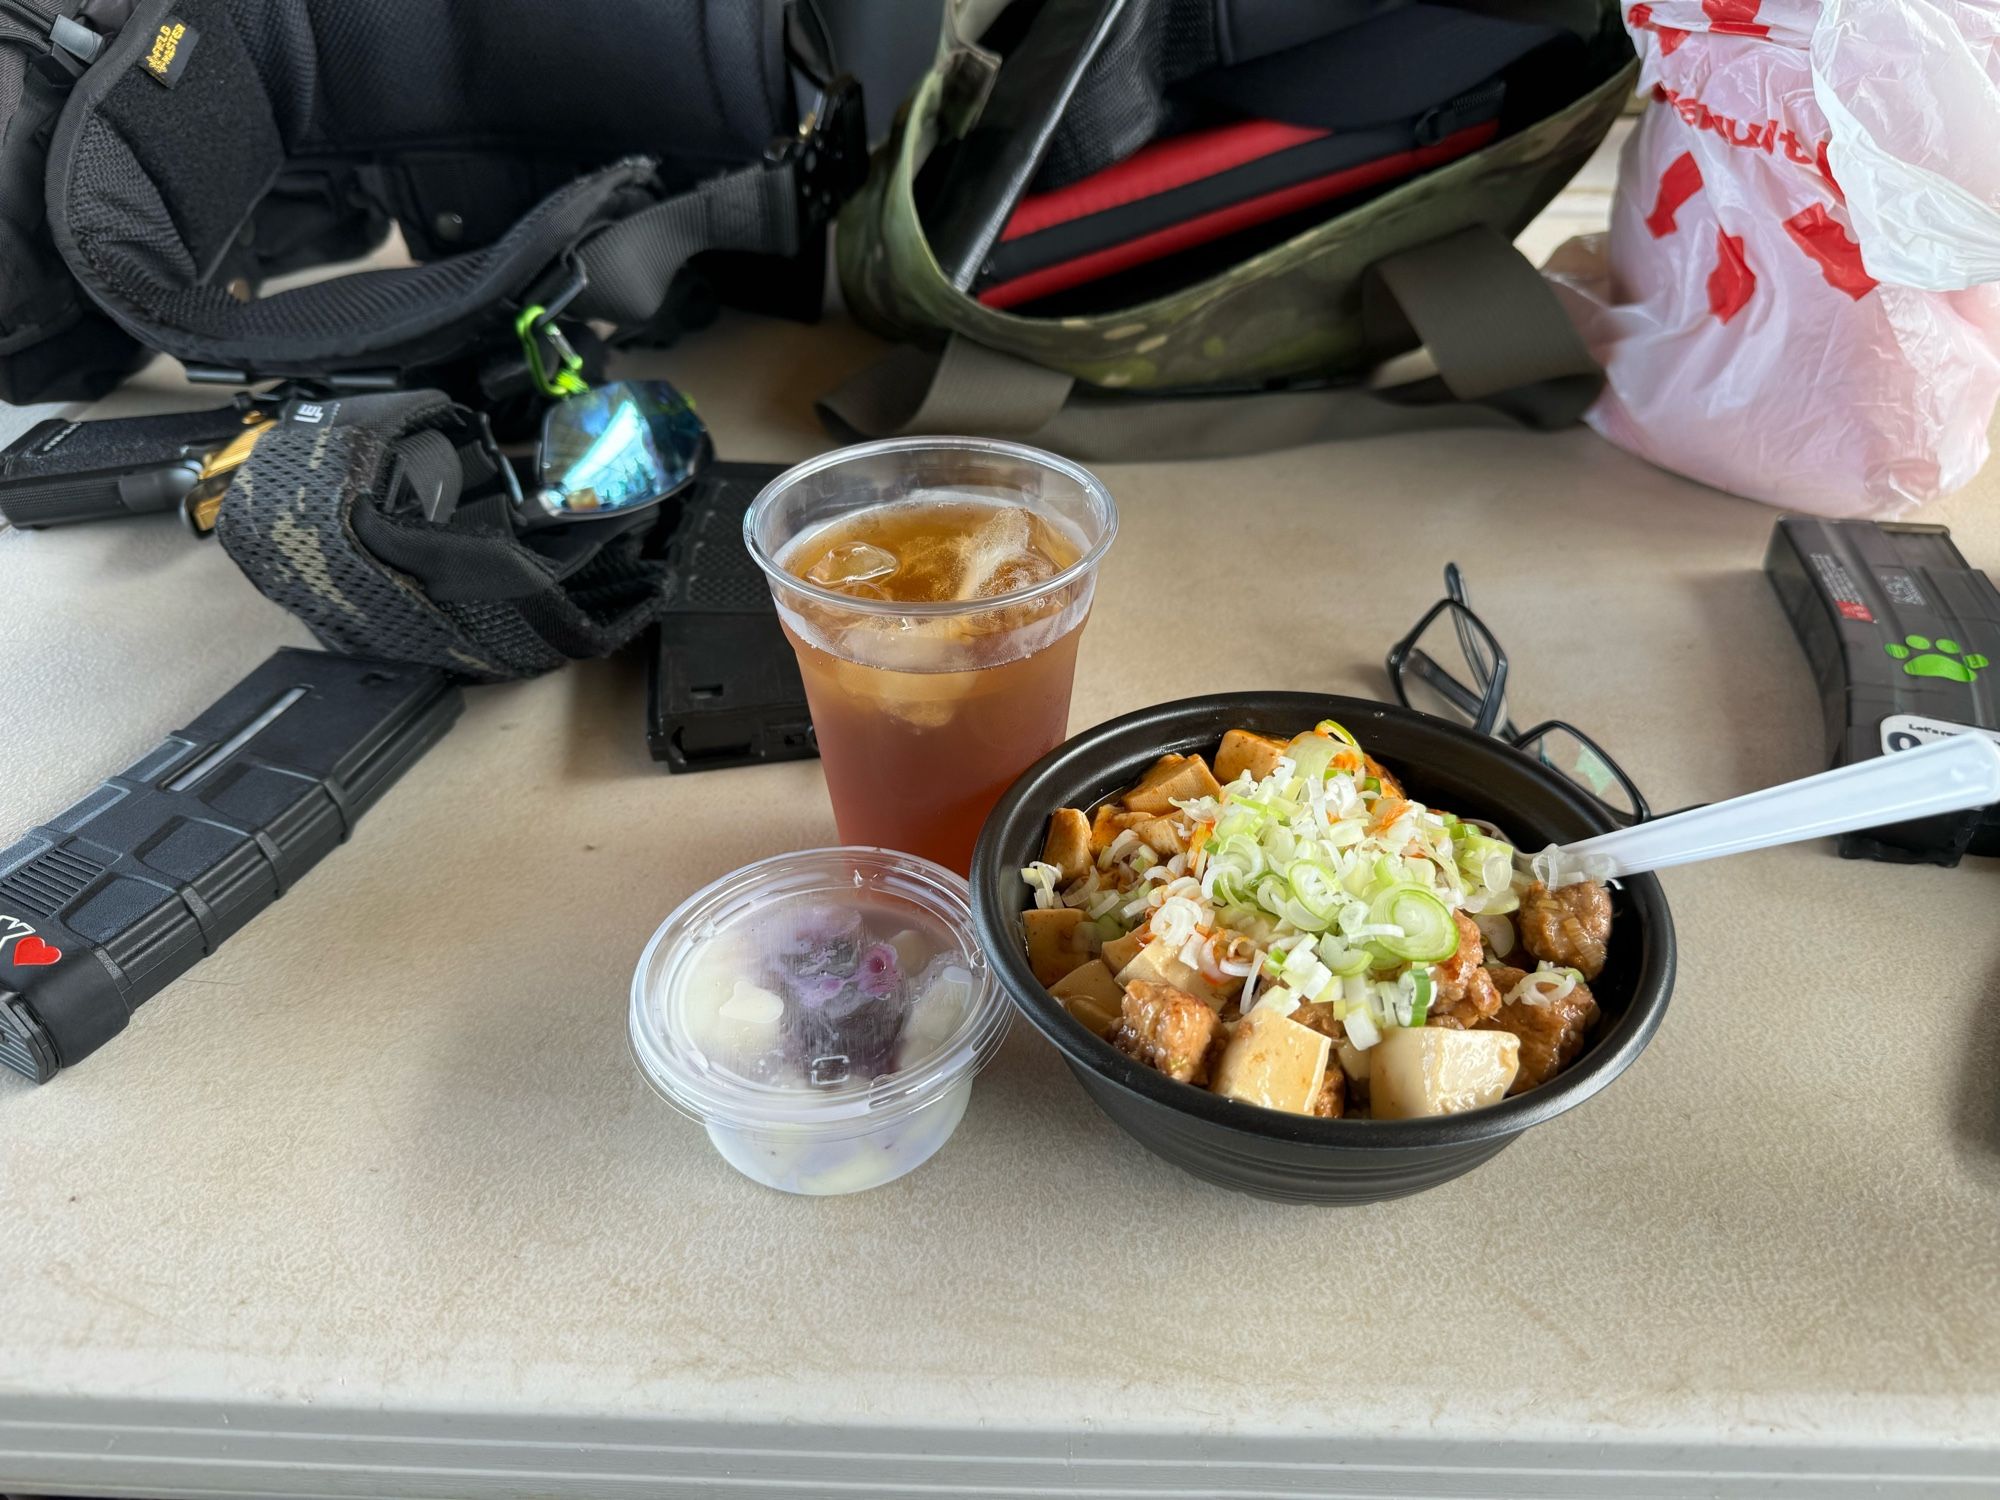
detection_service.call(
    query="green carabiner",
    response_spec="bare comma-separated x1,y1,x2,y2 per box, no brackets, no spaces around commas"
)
515,304,590,398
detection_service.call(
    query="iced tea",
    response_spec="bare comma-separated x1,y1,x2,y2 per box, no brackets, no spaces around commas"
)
747,439,1116,876
781,499,1087,871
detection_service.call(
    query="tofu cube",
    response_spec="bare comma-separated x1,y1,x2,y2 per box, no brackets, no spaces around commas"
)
1114,937,1235,1006
1367,1026,1520,1119
1336,1040,1371,1086
1022,907,1091,986
1131,815,1189,858
1099,930,1146,975
1123,754,1224,815
1216,729,1287,785
1124,752,1186,799
1211,1004,1333,1115
1090,804,1147,854
1041,807,1092,884
1050,959,1124,1037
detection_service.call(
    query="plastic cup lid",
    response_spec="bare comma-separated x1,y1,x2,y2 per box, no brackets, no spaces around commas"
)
629,848,1009,1136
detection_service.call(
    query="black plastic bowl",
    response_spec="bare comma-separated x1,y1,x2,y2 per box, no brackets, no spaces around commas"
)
971,693,1677,1205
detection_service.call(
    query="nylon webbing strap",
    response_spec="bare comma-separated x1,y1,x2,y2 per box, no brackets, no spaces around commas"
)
817,227,1602,460
1362,225,1601,426
385,428,463,523
571,163,802,326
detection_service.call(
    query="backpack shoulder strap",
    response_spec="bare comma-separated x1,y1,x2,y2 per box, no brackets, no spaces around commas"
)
45,0,860,379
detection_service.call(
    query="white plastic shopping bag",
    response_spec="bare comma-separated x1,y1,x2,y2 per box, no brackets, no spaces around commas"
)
1550,0,2000,517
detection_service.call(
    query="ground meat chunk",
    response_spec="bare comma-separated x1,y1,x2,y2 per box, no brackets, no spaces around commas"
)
1112,980,1221,1085
1428,911,1503,1029
1311,1071,1345,1117
1431,967,1502,1030
1486,963,1528,998
1517,879,1612,979
1476,977,1601,1092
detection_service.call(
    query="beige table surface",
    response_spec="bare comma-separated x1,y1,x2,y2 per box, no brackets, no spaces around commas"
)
2,307,1998,1499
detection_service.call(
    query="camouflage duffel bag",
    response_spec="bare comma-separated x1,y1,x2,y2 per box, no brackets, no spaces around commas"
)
822,0,1638,460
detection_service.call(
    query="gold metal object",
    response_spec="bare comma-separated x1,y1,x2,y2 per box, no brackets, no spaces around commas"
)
180,409,272,536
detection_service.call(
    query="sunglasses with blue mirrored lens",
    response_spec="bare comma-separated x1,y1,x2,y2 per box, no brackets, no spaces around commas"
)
514,379,711,530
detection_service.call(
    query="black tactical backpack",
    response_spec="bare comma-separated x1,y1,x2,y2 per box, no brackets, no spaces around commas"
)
0,0,871,403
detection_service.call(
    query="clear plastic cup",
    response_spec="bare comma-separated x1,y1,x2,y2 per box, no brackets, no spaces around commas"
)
629,847,1010,1195
745,438,1117,875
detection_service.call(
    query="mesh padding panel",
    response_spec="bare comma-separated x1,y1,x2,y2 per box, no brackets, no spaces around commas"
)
434,598,566,678
217,392,671,682
1036,0,1217,190
217,400,519,679
226,0,317,143
69,114,195,282
66,127,653,362
94,0,280,276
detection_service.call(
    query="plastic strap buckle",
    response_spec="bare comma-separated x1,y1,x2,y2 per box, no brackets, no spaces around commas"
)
770,10,868,238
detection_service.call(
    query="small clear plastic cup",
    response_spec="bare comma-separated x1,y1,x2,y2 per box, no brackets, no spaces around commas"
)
629,847,1010,1195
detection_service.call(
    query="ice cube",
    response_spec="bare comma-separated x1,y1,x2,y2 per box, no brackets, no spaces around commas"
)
807,541,899,588
833,654,978,728
972,552,1060,598
952,506,1032,601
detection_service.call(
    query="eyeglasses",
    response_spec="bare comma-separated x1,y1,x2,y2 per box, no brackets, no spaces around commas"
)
513,379,712,530
1386,563,1650,823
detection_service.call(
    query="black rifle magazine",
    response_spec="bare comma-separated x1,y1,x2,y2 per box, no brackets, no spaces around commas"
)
0,650,461,1081
647,461,817,774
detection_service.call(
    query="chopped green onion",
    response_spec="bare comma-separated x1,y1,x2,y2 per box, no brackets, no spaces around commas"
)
1277,897,1331,933
1324,818,1367,848
1253,873,1291,915
1021,862,1061,910
1279,945,1335,1001
1472,912,1515,960
1315,936,1373,977
1284,732,1338,783
1366,884,1458,963
1406,967,1434,1026
1286,861,1341,922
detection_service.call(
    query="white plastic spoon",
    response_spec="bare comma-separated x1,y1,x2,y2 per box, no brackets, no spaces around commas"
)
1552,733,2000,879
